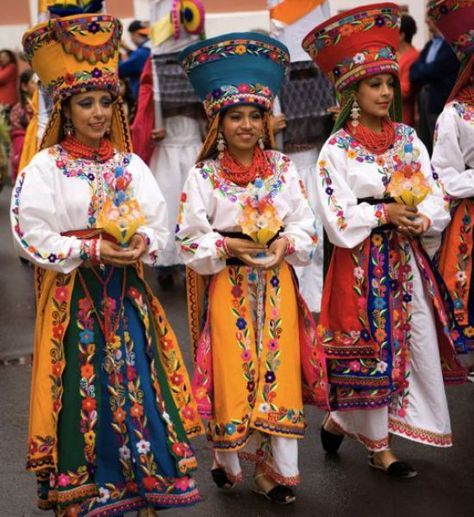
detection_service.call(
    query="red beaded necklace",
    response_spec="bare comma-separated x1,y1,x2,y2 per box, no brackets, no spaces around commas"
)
346,118,396,155
456,84,474,107
219,147,272,187
61,135,114,162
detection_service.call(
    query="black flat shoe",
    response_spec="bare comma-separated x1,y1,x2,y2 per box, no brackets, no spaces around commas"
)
253,483,296,505
211,467,234,489
369,456,418,478
320,415,344,453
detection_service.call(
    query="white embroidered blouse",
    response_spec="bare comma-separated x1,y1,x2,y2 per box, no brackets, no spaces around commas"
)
11,145,168,273
315,123,450,249
432,101,474,199
175,150,317,275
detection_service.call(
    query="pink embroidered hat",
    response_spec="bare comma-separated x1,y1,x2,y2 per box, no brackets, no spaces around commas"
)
301,2,401,93
428,0,474,60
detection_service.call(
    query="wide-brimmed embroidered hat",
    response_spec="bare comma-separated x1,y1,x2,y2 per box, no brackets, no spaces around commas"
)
22,13,131,151
301,2,400,94
178,32,290,119
428,0,474,60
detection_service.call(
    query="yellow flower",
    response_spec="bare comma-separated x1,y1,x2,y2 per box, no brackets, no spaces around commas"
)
235,44,247,55
84,431,96,447
347,149,357,159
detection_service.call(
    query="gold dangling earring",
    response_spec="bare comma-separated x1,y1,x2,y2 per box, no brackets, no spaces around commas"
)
64,117,74,136
350,98,360,128
217,131,226,160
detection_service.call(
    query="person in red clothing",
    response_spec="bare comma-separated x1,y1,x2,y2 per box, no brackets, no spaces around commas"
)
9,69,37,182
0,49,19,116
397,15,419,127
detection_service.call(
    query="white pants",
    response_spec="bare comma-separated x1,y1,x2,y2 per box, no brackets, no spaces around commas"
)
289,148,324,313
214,432,300,486
149,115,202,266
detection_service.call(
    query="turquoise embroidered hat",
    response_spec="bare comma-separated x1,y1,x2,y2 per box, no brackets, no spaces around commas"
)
178,32,290,118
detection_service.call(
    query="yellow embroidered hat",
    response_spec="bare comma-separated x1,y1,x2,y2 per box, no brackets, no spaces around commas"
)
22,13,131,152
22,13,121,103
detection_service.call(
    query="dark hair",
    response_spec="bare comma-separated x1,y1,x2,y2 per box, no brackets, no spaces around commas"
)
128,20,146,33
400,15,417,45
0,49,17,65
19,69,34,105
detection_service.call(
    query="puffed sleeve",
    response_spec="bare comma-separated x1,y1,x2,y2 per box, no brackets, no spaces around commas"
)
315,143,386,249
279,160,318,266
175,165,227,275
415,132,450,234
130,153,169,266
432,106,474,199
10,151,83,273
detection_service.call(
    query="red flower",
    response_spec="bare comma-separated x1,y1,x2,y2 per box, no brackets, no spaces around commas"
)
143,475,158,491
172,442,187,457
181,405,195,420
130,403,144,418
52,324,65,340
113,407,126,424
81,397,96,412
126,481,138,493
181,192,187,202
127,365,137,381
64,73,76,85
128,287,140,299
54,287,69,302
170,373,184,385
51,362,62,376
78,298,92,311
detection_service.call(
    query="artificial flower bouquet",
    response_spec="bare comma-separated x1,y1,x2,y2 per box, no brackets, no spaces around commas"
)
386,143,431,207
237,178,282,264
97,197,146,245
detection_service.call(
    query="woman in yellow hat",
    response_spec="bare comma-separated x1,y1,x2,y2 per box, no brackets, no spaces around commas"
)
177,32,328,504
12,13,203,516
302,3,466,478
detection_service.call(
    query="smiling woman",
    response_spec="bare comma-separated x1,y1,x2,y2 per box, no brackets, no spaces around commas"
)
11,12,204,517
63,91,114,148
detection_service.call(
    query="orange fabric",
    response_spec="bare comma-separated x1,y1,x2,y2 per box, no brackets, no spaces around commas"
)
270,0,326,25
398,46,419,127
438,199,474,327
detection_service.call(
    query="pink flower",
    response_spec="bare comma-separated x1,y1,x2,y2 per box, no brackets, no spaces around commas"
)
174,476,192,491
57,473,70,487
349,361,361,372
241,349,251,362
267,339,278,351
182,405,195,420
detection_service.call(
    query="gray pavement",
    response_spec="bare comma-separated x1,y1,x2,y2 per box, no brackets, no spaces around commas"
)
1,185,473,516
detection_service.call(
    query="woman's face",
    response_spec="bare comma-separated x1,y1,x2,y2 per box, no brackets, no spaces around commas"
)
65,90,113,146
356,73,395,120
22,77,37,99
221,105,264,155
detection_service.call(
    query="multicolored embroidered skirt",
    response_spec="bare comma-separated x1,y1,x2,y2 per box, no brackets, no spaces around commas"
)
318,230,466,412
28,266,203,516
192,261,328,452
438,198,474,350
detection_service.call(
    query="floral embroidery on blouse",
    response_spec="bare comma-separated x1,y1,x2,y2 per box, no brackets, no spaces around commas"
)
318,159,347,231
452,101,474,126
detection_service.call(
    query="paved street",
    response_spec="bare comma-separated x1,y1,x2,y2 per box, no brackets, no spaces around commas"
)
1,185,473,517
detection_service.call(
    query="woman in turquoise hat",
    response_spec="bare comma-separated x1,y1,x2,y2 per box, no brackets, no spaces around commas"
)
177,33,328,504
